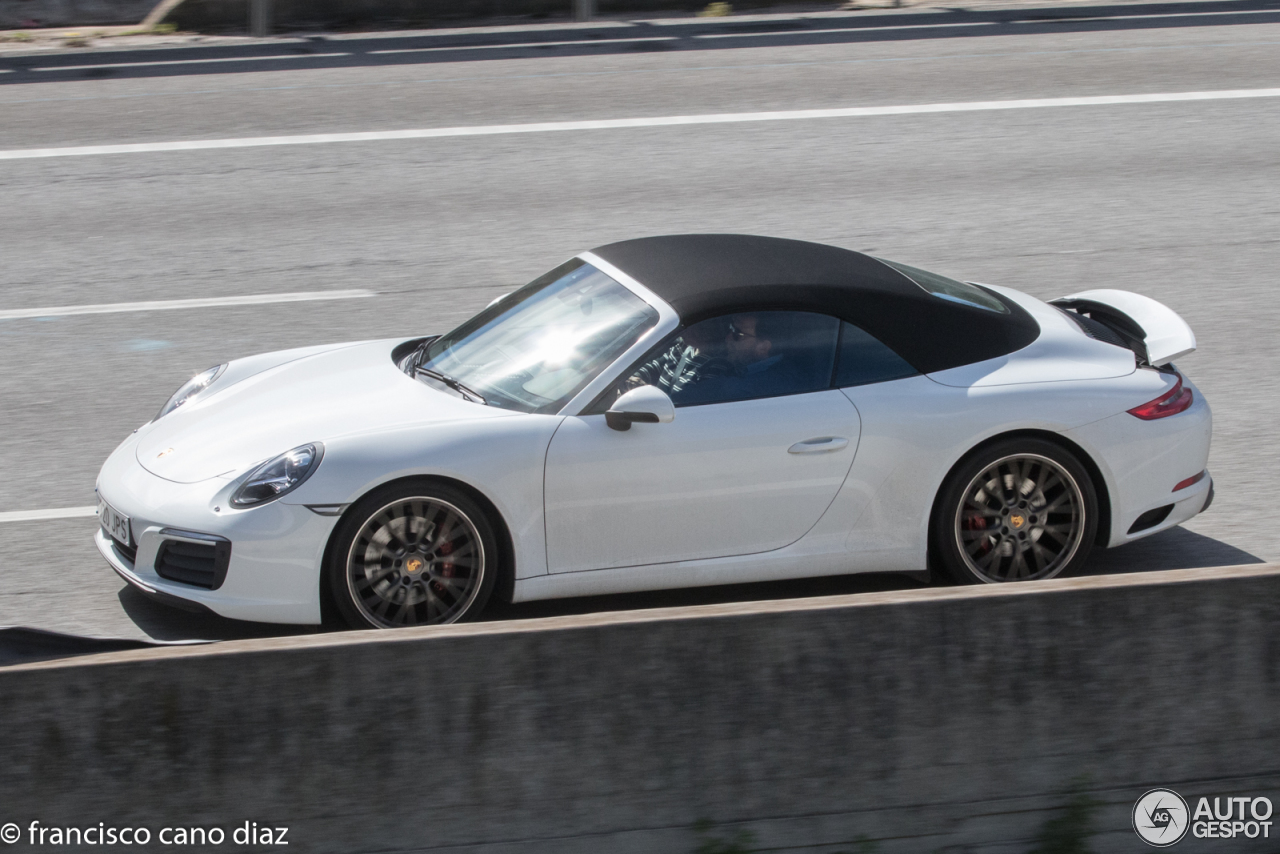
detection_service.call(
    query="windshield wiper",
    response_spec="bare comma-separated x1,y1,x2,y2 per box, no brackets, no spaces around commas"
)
413,366,487,405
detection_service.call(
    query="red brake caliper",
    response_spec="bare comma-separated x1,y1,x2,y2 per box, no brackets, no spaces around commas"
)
431,540,456,597
962,513,991,556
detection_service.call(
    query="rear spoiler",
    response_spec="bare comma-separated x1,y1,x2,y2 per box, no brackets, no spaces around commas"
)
1050,289,1195,367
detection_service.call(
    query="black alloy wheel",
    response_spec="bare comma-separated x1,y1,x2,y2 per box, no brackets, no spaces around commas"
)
934,438,1098,584
328,481,499,629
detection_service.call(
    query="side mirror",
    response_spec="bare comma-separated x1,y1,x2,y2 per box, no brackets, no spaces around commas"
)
605,385,675,431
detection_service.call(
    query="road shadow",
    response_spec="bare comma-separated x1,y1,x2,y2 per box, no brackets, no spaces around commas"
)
0,524,1254,664
1084,524,1263,574
3,0,1279,86
482,566,930,621
486,525,1264,620
0,625,197,667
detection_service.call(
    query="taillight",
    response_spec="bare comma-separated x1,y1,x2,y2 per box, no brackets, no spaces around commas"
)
1128,373,1193,420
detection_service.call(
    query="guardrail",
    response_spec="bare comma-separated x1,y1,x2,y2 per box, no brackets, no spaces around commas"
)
3,564,1278,852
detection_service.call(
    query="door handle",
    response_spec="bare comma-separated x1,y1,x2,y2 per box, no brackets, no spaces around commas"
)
788,437,849,454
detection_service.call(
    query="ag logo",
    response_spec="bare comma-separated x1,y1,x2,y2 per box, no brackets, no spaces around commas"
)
1134,788,1190,847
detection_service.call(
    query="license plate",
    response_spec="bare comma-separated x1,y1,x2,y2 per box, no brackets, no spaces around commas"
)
98,498,131,548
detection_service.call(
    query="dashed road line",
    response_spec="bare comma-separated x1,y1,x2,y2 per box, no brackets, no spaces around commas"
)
2,88,1278,161
0,289,376,320
0,507,97,523
695,22,999,37
370,36,677,54
31,52,351,72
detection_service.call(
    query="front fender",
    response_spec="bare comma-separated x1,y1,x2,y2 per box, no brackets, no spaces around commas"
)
281,414,565,580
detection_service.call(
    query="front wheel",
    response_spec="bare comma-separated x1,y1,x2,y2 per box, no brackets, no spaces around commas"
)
327,481,498,629
933,439,1098,584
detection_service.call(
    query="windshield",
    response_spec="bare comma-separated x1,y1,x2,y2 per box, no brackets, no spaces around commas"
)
415,259,659,413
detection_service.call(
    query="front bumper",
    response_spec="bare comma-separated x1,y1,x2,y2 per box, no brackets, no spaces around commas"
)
96,530,218,615
95,433,339,624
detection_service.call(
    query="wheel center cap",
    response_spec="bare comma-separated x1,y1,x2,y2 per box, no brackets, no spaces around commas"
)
405,557,425,575
1009,513,1027,529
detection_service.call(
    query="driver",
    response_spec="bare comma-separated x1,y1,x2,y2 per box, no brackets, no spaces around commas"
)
623,319,726,397
724,314,782,375
675,313,792,404
619,312,793,405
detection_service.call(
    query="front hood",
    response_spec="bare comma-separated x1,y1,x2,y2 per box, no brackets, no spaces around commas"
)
137,339,510,483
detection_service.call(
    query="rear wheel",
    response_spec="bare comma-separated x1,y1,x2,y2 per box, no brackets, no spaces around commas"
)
328,481,498,629
933,439,1098,584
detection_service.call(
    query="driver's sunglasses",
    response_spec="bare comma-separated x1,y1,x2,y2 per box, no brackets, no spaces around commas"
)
727,322,755,342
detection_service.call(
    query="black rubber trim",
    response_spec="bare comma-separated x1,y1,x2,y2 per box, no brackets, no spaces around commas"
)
108,563,217,615
1056,307,1130,350
110,532,138,566
392,335,439,370
1128,504,1174,534
605,410,660,430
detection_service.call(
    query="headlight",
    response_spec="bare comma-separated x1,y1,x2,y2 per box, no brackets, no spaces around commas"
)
231,444,323,508
157,364,226,420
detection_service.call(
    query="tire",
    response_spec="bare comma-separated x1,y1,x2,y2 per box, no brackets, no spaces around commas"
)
327,480,499,629
933,438,1098,584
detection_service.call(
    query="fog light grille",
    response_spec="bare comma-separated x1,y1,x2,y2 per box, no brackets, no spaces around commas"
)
154,531,231,590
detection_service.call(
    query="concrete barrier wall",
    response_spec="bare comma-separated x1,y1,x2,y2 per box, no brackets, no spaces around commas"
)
168,0,711,30
2,565,1279,853
1,0,155,27
0,0,780,29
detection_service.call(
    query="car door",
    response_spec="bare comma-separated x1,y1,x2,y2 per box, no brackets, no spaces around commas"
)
543,311,860,573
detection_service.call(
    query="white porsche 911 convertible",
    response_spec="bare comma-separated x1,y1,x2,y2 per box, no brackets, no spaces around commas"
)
95,235,1212,629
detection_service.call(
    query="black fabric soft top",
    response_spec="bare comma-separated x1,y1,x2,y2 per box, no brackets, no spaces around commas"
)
589,234,1039,375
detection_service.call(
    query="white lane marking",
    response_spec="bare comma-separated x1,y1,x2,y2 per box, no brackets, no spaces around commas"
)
0,289,376,320
696,22,998,37
0,507,97,523
693,6,1280,34
32,52,351,72
2,88,1279,161
1023,7,1280,21
371,36,676,54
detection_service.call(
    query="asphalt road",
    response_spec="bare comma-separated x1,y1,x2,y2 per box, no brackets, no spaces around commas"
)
1,2,1276,643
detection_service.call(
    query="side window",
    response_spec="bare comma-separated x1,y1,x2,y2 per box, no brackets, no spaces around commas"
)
834,322,918,387
604,311,840,409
